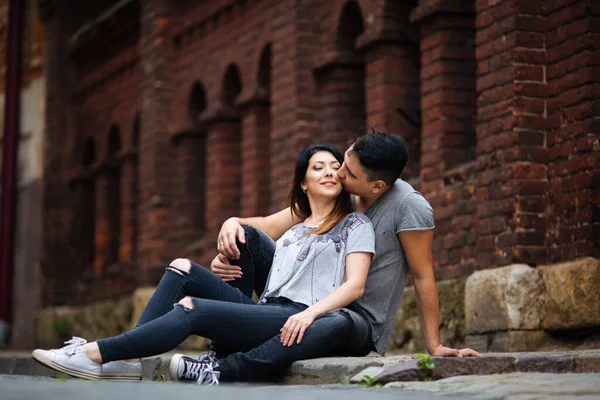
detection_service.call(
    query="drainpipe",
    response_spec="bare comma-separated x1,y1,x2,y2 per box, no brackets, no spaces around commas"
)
0,0,25,346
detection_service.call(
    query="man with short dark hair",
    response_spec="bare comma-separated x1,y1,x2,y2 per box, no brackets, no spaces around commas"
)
171,132,480,384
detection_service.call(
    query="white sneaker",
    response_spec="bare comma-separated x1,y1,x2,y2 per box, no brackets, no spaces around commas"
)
32,336,142,381
32,337,102,380
102,360,142,381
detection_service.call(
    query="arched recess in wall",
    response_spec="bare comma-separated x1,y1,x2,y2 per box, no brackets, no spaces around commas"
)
80,137,96,279
383,0,422,180
222,64,243,106
219,64,243,216
131,113,140,261
186,82,208,236
106,125,121,266
316,0,366,150
253,44,272,215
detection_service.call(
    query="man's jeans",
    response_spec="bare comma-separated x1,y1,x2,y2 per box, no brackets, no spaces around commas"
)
96,226,371,381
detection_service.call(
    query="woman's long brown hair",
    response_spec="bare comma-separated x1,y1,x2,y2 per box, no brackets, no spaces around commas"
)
287,144,353,235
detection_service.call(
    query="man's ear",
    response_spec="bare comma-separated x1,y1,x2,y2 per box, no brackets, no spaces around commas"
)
371,180,387,194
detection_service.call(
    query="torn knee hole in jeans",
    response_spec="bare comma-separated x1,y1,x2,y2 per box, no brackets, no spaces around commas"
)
167,267,185,276
167,258,192,276
177,297,194,311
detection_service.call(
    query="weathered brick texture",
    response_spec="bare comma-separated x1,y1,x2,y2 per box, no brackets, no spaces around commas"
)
40,0,598,306
545,0,599,261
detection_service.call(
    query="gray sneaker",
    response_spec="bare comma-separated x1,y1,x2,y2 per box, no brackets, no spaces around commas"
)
170,353,220,385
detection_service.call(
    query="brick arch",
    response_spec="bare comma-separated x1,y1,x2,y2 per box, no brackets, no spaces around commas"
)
257,43,272,94
238,42,272,217
132,112,140,150
221,63,243,106
382,0,417,28
81,136,96,168
320,0,374,51
128,112,141,263
247,20,273,87
188,81,207,127
371,0,421,179
315,0,367,150
107,124,121,158
336,0,365,53
104,124,122,267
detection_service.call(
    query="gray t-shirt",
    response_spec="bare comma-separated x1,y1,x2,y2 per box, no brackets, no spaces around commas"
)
260,212,375,307
349,179,434,355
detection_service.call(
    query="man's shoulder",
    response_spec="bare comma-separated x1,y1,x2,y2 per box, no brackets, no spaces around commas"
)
387,179,426,203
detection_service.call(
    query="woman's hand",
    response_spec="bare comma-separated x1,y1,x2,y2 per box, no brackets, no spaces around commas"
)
280,310,317,346
217,218,245,259
430,344,482,357
210,253,242,281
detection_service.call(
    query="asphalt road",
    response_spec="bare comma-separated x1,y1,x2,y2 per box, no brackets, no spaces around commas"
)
1,375,464,400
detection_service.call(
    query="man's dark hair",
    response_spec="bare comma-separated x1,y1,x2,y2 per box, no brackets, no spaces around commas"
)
349,132,408,185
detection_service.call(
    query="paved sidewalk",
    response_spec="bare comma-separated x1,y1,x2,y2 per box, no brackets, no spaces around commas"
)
2,372,600,399
386,372,600,399
1,349,599,385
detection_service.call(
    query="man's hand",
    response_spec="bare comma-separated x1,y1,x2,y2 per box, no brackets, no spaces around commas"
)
210,253,242,282
430,344,482,357
217,218,246,259
280,310,317,347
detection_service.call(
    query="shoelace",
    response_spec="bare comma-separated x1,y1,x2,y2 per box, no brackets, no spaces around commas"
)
184,359,220,385
60,337,87,355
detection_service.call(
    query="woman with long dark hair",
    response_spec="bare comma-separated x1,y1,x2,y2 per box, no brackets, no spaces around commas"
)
32,144,375,384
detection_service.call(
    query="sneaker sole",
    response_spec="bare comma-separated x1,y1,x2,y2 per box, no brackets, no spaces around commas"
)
32,351,141,382
169,354,184,382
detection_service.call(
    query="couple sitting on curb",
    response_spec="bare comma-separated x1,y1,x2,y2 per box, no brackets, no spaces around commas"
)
33,132,481,385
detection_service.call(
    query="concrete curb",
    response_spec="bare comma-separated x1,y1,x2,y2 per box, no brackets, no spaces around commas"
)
1,350,599,384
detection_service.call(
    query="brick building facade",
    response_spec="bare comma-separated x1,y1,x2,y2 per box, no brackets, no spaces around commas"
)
38,0,597,334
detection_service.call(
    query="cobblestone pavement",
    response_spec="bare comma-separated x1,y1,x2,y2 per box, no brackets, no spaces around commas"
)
3,372,600,400
1,375,461,400
386,372,600,399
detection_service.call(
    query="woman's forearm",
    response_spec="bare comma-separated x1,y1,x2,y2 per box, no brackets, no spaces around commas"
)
305,281,364,319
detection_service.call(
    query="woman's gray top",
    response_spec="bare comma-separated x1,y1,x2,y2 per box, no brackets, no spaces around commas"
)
260,211,375,307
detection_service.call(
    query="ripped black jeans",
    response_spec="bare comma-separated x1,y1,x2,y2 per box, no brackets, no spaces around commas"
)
97,226,371,382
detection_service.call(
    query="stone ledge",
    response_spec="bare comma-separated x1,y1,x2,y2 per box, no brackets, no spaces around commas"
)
2,350,600,384
355,350,600,385
385,372,600,398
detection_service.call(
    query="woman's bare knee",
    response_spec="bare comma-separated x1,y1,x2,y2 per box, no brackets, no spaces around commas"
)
178,297,194,309
168,258,191,275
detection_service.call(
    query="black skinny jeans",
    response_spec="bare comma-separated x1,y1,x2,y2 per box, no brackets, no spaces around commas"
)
97,226,371,382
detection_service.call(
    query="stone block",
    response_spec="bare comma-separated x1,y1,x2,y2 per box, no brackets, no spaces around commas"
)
514,355,574,373
349,366,385,383
391,278,466,352
130,287,157,329
431,355,516,379
179,335,209,350
35,306,78,348
539,257,600,330
465,264,546,335
376,359,425,384
466,330,551,352
283,356,388,385
36,298,132,347
575,356,600,373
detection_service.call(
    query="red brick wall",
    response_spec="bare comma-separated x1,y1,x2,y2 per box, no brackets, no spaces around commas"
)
41,0,599,306
546,0,599,261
